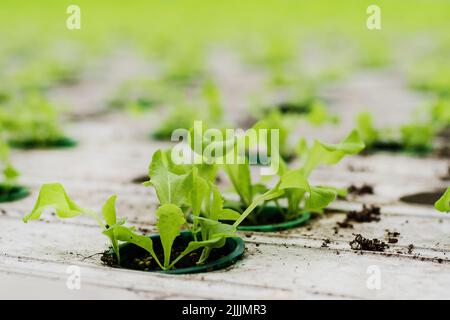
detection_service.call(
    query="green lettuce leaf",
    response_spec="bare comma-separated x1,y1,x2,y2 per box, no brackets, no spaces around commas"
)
155,204,186,268
112,225,163,269
23,183,96,223
303,130,365,176
224,163,253,207
435,187,450,213
305,186,337,212
147,150,190,206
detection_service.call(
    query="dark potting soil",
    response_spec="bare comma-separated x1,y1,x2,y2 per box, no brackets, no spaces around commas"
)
386,230,400,244
347,184,374,196
240,209,288,226
321,239,331,248
224,201,294,226
224,200,307,227
349,234,389,252
336,205,381,229
101,236,228,271
346,205,380,223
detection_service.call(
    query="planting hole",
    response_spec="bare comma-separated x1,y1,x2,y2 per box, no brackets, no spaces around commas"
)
131,175,149,184
400,189,446,206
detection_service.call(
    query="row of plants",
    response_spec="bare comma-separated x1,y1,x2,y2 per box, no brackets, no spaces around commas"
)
355,97,450,156
21,124,449,273
0,92,74,149
23,128,364,273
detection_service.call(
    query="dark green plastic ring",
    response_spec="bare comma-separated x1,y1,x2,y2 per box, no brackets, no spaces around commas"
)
9,137,78,149
107,231,245,274
0,185,29,203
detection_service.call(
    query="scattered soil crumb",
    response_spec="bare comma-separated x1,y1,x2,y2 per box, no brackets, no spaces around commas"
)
336,204,381,230
386,229,400,244
349,234,389,252
138,227,150,234
348,184,374,196
321,239,331,248
336,220,354,229
347,205,380,222
386,230,400,237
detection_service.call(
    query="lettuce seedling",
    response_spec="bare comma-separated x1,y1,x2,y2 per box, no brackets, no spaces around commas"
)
408,62,450,97
153,81,224,141
152,103,199,140
356,111,434,153
108,78,177,112
272,130,364,218
305,101,339,126
252,111,290,161
400,123,434,152
12,57,81,90
141,149,241,268
24,150,241,270
223,130,364,224
0,139,20,187
23,183,132,265
356,111,382,147
3,93,69,147
251,106,338,164
159,48,206,87
429,99,450,130
435,187,450,213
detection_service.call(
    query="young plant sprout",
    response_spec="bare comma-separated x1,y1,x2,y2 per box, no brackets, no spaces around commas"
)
0,139,20,190
108,78,176,112
12,56,81,90
434,187,450,213
250,106,339,163
152,103,202,141
23,183,133,265
153,81,225,141
223,130,364,226
408,61,450,97
251,111,291,161
159,47,206,87
428,98,450,132
356,111,434,154
3,93,74,148
23,150,247,271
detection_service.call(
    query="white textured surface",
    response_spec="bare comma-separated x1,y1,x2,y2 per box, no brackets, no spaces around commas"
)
0,56,449,300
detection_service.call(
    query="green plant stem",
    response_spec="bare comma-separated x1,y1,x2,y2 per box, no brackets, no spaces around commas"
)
233,191,270,228
197,247,211,264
